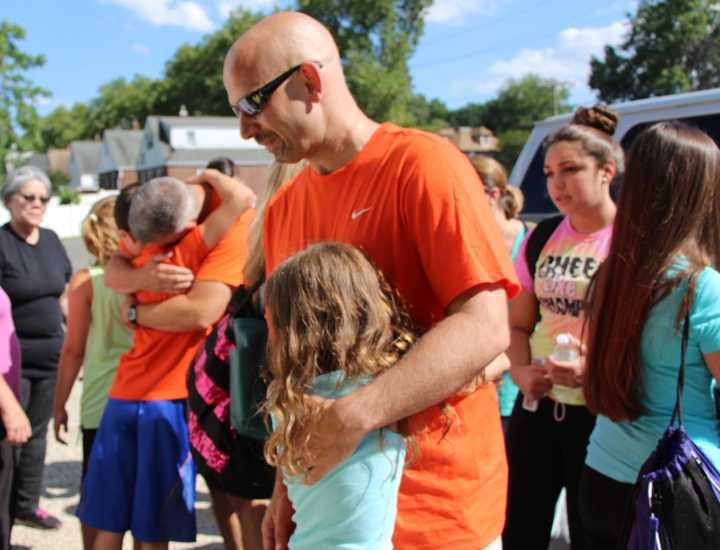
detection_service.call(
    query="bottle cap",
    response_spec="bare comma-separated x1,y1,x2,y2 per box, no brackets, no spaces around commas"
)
556,333,571,345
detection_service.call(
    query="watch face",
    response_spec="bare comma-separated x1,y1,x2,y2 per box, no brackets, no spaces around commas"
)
128,305,137,323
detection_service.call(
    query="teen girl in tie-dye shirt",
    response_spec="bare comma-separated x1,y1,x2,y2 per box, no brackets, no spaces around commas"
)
503,106,624,550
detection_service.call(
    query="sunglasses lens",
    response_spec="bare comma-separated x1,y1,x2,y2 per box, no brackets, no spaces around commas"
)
239,97,262,117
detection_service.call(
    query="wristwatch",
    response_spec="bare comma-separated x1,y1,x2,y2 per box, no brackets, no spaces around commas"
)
127,304,138,326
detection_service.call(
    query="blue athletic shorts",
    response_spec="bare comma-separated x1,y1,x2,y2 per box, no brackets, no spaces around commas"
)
77,398,197,543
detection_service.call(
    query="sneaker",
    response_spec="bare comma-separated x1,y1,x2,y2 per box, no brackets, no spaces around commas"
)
15,508,62,530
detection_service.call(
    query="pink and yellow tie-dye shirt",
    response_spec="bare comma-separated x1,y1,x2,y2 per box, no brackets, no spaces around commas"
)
514,216,612,405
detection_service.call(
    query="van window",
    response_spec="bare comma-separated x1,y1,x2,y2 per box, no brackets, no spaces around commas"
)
620,112,720,150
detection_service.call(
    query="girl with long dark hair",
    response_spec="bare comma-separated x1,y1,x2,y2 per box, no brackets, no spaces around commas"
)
581,122,720,549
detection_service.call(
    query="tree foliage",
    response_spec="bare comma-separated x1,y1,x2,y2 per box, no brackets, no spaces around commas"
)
0,21,48,172
39,12,263,150
590,0,720,102
450,75,571,168
298,0,432,123
157,10,264,116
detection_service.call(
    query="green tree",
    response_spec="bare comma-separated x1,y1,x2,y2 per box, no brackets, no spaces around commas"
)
298,0,432,123
39,103,91,149
590,0,720,102
157,10,264,116
480,75,571,133
0,21,49,173
449,75,571,168
85,75,162,137
407,94,450,130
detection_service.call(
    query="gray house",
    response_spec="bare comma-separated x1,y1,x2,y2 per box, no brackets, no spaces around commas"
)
97,129,143,190
69,141,102,190
136,116,272,193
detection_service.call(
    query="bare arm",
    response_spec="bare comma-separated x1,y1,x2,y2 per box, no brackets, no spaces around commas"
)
104,252,194,295
53,270,92,444
192,169,256,249
508,289,552,400
303,284,510,484
704,351,720,384
129,280,232,332
0,375,30,445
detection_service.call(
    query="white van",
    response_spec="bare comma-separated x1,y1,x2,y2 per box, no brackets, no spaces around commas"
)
509,88,720,217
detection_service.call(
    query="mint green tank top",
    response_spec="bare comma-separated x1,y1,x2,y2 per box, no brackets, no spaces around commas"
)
81,266,134,429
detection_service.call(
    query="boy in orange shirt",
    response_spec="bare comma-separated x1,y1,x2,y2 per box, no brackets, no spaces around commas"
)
78,172,255,550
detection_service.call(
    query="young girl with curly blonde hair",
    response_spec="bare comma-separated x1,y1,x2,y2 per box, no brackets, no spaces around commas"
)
264,241,414,549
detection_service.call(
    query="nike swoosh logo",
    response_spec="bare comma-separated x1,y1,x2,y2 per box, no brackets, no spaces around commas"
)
351,207,371,220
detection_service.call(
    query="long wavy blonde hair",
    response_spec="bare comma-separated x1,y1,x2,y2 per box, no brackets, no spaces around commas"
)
263,242,415,476
243,161,306,284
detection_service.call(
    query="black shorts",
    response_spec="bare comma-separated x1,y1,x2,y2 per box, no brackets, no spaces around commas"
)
187,316,274,499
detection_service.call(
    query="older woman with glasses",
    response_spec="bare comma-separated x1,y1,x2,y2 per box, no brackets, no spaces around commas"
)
0,167,71,530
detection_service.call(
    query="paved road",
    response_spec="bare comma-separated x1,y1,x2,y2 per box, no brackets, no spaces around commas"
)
10,380,224,550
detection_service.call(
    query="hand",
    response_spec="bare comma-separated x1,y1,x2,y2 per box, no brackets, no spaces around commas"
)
483,353,510,383
2,402,31,446
53,406,69,445
547,335,586,388
511,363,552,401
547,357,585,388
302,396,367,485
138,253,194,293
191,169,257,210
261,479,295,550
119,296,137,331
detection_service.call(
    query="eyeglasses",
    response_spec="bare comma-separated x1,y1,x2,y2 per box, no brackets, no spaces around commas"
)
19,193,51,205
231,64,302,118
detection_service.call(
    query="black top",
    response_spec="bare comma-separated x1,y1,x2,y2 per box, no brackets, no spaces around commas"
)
0,223,72,377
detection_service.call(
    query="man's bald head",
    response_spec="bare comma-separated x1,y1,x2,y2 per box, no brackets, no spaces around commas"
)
223,12,376,171
224,12,341,95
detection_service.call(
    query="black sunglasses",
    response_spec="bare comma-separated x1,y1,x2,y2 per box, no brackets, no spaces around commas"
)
231,64,302,118
19,193,50,205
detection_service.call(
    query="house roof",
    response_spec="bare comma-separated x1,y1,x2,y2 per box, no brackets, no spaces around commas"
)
144,115,240,131
102,129,143,168
166,148,273,166
70,141,102,173
437,126,499,153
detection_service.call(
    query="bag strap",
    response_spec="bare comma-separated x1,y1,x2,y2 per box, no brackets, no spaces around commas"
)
670,310,691,427
228,275,265,317
525,215,564,281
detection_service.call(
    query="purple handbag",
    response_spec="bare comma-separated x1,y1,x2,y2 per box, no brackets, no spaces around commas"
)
621,313,720,550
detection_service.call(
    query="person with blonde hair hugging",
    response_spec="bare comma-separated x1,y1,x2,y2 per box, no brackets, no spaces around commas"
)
187,160,304,550
52,196,133,550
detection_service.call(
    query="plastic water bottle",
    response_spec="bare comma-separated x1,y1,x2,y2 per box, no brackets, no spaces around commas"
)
522,334,577,412
550,333,578,363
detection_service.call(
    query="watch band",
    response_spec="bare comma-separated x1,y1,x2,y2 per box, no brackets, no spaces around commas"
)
127,303,138,326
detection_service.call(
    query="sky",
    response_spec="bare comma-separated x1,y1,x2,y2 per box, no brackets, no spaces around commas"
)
5,0,638,116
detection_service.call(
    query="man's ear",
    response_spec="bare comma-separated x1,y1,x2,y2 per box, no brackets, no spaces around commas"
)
300,62,323,103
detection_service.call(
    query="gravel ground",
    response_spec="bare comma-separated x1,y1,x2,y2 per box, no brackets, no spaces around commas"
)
10,380,224,550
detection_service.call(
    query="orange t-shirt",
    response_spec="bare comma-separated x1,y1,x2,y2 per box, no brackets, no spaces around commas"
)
110,210,251,401
264,123,520,549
